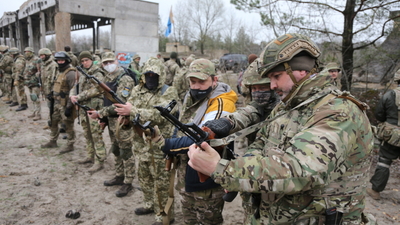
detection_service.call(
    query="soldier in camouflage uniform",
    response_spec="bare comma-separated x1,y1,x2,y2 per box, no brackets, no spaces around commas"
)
64,46,78,67
39,48,58,129
0,46,6,98
9,47,27,110
188,33,376,225
23,47,42,120
238,54,258,105
70,51,107,173
115,57,178,224
322,62,342,89
0,46,14,104
172,54,196,102
129,54,141,72
164,52,181,86
41,52,76,154
87,52,136,197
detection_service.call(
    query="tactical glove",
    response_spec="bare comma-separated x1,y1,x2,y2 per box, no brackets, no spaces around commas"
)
203,118,232,138
64,107,73,117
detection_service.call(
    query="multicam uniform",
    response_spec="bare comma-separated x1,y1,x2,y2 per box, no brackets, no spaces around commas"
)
164,58,179,86
127,57,178,222
172,56,195,103
70,63,107,165
24,53,41,117
212,73,374,224
0,51,14,100
67,52,79,67
97,66,136,185
41,54,58,123
12,54,27,105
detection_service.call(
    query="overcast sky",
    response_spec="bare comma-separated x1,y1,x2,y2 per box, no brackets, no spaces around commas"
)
1,0,264,39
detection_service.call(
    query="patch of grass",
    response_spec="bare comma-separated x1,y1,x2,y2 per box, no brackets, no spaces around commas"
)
62,162,67,167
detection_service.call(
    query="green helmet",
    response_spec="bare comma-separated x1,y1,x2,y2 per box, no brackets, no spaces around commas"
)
24,47,34,52
9,47,20,54
258,33,320,77
325,62,340,71
38,48,52,56
187,58,215,80
394,69,400,82
243,59,270,87
185,56,196,67
0,45,8,52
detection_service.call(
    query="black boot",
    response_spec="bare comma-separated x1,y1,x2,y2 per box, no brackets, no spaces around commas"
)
16,104,28,111
104,176,124,186
135,207,154,215
115,183,133,197
9,102,19,107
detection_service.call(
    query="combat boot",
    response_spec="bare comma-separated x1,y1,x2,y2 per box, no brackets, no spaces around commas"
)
28,113,36,118
77,156,94,164
59,143,74,154
16,104,28,111
5,100,12,104
41,140,58,148
9,102,18,107
366,188,381,200
104,176,124,186
88,163,103,174
115,183,133,197
33,115,41,121
135,207,154,215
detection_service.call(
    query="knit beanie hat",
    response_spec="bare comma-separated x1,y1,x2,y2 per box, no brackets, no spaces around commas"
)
78,51,93,61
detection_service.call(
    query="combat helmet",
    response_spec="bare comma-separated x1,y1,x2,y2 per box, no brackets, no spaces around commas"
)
325,62,341,72
243,59,270,87
38,48,52,56
0,45,9,52
24,47,34,52
9,47,20,55
54,51,71,62
394,69,400,82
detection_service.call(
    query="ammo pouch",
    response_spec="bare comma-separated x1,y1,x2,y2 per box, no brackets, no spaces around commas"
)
375,122,400,147
30,93,38,101
103,81,118,107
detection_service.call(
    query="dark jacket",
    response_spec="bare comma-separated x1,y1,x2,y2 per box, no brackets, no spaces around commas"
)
375,88,399,125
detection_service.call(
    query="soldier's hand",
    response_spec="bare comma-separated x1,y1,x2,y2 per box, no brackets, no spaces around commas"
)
188,142,220,176
70,96,78,104
114,102,133,116
203,118,232,138
14,80,19,86
88,110,99,119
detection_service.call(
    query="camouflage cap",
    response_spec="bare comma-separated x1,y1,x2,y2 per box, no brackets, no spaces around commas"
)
142,57,165,76
24,47,34,52
394,69,400,82
38,48,52,56
258,33,320,77
325,62,341,71
9,47,20,54
133,54,140,60
187,58,215,80
101,52,116,63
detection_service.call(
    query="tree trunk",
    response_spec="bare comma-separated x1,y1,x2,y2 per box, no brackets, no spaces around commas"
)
341,0,356,91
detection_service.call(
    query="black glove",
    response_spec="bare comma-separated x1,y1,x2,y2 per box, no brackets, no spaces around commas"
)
46,92,53,101
203,118,232,138
64,107,73,117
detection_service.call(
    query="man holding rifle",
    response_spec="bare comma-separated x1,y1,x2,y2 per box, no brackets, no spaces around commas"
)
87,52,136,197
0,45,13,103
69,51,107,174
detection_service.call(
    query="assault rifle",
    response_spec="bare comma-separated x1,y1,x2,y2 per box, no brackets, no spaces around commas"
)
74,101,109,130
76,65,125,104
132,113,154,138
48,92,55,127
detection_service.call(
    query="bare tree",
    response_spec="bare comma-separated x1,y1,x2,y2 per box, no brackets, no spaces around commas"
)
177,0,226,54
231,0,400,90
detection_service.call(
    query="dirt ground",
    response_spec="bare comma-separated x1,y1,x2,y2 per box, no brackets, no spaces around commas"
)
0,89,399,225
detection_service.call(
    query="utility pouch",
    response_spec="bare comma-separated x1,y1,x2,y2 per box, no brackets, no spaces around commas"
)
30,93,38,101
375,122,400,147
325,207,343,225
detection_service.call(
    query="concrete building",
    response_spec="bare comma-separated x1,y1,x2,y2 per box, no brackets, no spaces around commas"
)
0,0,159,62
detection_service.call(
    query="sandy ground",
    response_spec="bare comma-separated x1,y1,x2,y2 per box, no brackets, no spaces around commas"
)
0,88,399,225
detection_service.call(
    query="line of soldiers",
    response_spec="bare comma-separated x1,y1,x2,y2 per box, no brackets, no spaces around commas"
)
0,32,382,225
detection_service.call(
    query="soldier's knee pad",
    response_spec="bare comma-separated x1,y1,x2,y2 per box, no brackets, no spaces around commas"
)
377,156,392,168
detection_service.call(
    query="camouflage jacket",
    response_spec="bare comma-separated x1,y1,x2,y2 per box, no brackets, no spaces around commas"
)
212,73,374,224
127,58,179,160
172,66,189,102
98,67,136,118
41,56,58,96
164,59,179,86
69,64,105,110
67,52,78,67
0,52,14,76
129,61,141,72
12,55,26,81
23,55,40,87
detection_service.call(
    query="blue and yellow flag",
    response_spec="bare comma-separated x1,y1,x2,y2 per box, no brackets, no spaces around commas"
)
165,7,174,37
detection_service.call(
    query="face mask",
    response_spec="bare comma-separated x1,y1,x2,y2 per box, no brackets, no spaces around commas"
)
190,86,212,102
145,73,159,90
252,90,272,104
104,63,117,73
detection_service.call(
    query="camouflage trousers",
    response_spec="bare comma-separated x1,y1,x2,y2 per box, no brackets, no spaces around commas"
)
16,81,27,104
27,86,41,116
49,103,75,145
2,76,12,98
108,117,135,184
241,192,260,225
180,186,225,225
138,158,174,222
80,115,106,164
